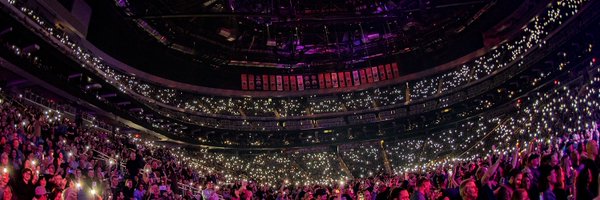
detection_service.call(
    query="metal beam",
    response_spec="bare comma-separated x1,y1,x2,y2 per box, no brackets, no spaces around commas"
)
0,27,12,37
116,101,131,106
22,44,40,54
6,79,29,87
67,73,82,80
100,93,117,98
85,83,102,90
134,1,487,21
0,57,174,142
129,108,143,112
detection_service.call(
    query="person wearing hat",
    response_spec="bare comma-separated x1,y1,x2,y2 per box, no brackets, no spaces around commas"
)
202,181,216,200
33,185,49,200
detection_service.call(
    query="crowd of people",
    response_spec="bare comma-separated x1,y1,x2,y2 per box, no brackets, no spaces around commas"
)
0,0,599,198
0,59,597,200
0,91,215,199
2,87,600,200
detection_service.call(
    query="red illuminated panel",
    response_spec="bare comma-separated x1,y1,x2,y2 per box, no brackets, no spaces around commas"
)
283,76,290,91
392,63,400,77
270,75,277,91
276,75,283,91
366,68,373,83
372,67,379,82
331,72,338,88
378,65,386,80
241,74,248,90
359,69,367,84
353,70,360,86
297,75,304,91
263,75,269,90
325,73,332,88
290,76,297,91
248,74,255,90
338,72,346,88
345,72,352,87
318,74,325,89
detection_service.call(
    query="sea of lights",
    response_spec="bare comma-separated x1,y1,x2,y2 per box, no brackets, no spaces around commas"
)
1,0,590,122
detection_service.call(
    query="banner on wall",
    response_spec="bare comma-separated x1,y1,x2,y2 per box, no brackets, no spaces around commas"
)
248,74,255,90
345,72,352,87
276,75,283,91
353,70,360,86
366,68,373,83
318,74,325,89
263,75,269,90
283,76,290,91
372,67,379,82
386,64,393,79
303,75,311,89
290,76,297,91
297,75,304,91
331,72,338,88
325,73,332,88
270,75,276,91
241,74,248,90
359,69,367,84
241,62,399,91
392,63,400,77
378,65,386,80
311,75,318,89
338,72,346,88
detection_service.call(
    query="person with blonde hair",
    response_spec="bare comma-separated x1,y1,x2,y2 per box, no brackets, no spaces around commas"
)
459,179,478,200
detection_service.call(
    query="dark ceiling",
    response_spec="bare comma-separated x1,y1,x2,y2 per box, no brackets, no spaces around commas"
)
86,0,522,89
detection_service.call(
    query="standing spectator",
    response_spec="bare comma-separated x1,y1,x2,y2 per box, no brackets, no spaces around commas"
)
126,151,144,179
314,188,328,200
134,183,145,200
33,185,49,200
398,189,409,200
539,165,557,200
582,141,599,196
526,154,541,200
13,168,36,200
511,189,528,200
202,181,217,200
410,178,431,200
478,155,502,200
460,179,478,200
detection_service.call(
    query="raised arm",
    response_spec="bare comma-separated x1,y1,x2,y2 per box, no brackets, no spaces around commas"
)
482,154,502,184
511,145,519,169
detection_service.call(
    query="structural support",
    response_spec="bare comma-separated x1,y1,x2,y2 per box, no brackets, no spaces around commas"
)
100,93,117,98
289,158,312,184
380,140,393,175
116,101,131,106
335,146,354,179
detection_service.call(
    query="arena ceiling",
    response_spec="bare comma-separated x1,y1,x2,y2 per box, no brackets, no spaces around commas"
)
85,0,522,89
1,0,598,150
